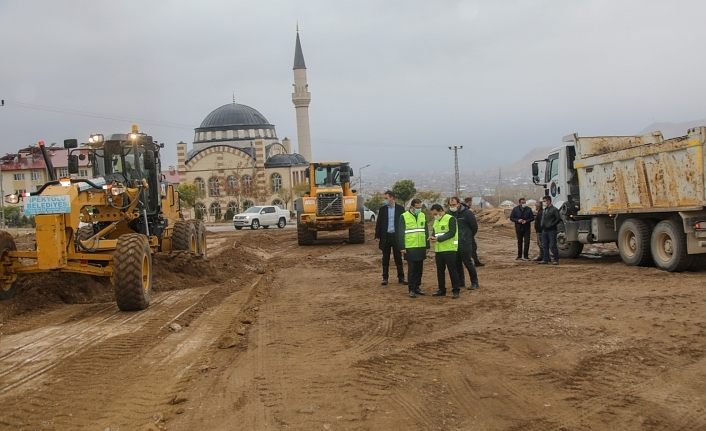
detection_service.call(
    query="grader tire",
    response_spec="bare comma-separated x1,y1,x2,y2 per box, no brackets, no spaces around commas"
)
173,220,196,253
189,219,207,258
348,222,365,244
112,234,152,311
77,225,95,241
0,231,18,300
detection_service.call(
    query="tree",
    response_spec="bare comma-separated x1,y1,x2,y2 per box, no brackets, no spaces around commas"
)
224,208,235,222
364,192,385,212
177,183,198,209
194,205,204,220
4,206,20,227
415,190,442,206
392,179,416,206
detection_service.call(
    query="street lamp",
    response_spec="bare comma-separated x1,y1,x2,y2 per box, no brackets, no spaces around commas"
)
358,164,371,197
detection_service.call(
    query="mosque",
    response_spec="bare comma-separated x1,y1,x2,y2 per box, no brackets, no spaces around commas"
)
176,31,312,219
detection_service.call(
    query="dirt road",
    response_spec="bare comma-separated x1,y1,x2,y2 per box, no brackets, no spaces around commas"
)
1,221,705,430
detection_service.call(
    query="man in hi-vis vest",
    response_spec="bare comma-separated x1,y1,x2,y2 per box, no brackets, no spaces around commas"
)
429,204,462,299
398,198,429,298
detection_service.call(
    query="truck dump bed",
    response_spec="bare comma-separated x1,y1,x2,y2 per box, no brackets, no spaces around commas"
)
571,127,706,215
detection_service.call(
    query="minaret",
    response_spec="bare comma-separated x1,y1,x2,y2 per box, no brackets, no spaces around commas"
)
292,29,312,161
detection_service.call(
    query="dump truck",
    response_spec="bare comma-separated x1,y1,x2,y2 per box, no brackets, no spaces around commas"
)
531,127,706,271
294,161,365,245
0,126,206,309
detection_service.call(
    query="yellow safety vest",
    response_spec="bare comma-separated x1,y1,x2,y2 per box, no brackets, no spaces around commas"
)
402,210,426,249
433,213,458,253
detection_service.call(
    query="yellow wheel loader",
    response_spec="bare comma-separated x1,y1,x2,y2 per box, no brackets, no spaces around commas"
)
0,126,206,310
294,162,365,245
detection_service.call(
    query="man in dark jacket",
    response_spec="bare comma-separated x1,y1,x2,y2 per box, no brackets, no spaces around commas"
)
540,195,561,265
399,199,429,298
449,197,479,290
464,197,484,266
533,200,544,261
509,197,534,260
374,190,406,286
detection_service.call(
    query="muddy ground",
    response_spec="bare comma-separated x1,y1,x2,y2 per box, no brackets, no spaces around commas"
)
1,220,705,431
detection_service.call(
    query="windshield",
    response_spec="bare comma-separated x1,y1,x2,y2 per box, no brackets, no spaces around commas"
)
245,206,263,213
314,166,341,187
92,144,143,181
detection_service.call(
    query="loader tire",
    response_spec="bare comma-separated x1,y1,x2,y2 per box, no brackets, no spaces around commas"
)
113,234,152,311
651,219,692,272
0,231,18,300
348,222,365,244
297,223,315,245
189,219,207,258
618,218,653,267
173,220,196,253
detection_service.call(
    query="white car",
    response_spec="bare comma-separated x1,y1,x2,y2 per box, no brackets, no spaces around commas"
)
363,206,376,222
233,205,289,230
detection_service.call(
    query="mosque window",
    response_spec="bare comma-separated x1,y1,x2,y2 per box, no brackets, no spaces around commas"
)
194,177,206,197
238,130,245,139
226,175,238,195
265,129,271,138
248,129,255,138
208,176,220,197
227,130,234,139
206,131,212,140
271,173,282,193
242,174,253,195
215,130,223,140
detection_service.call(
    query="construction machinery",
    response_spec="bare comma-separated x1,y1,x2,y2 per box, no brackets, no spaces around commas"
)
294,161,365,245
0,126,206,310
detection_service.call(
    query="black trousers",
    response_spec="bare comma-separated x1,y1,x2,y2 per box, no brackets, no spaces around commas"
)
515,226,531,258
541,229,559,262
536,231,544,258
436,252,461,293
472,237,481,264
407,259,424,292
457,246,479,287
381,233,404,281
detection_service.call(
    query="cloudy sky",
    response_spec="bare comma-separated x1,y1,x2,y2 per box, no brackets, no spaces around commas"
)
1,0,705,174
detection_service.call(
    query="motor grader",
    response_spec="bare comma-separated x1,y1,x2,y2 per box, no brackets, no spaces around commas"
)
294,161,365,245
0,126,206,311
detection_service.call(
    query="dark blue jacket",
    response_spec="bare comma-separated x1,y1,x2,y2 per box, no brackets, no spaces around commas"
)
510,205,534,230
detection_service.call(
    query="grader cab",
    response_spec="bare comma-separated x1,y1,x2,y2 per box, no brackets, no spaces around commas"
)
294,161,365,245
0,126,206,310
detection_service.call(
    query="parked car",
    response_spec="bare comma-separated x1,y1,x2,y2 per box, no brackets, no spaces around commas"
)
233,205,289,230
363,206,376,222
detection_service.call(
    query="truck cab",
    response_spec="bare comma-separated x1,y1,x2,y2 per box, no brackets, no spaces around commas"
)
531,136,580,214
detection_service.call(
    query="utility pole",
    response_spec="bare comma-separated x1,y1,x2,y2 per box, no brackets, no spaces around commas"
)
448,146,463,197
359,164,371,198
1,98,5,227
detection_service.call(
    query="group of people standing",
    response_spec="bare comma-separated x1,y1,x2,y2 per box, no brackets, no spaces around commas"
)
374,191,482,299
510,195,562,264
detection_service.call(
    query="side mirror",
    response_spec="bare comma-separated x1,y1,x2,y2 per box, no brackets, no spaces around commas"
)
64,139,78,149
531,162,539,177
4,194,19,204
68,155,80,175
144,150,155,168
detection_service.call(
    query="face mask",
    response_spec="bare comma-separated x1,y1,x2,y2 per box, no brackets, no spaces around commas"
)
434,215,441,221
413,208,422,215
521,203,527,208
383,199,390,206
449,206,458,212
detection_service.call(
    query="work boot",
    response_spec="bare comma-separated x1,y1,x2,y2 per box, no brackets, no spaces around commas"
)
408,290,416,298
432,290,446,297
381,278,388,286
452,291,460,299
475,261,485,267
415,289,426,296
551,260,559,265
533,257,543,262
471,283,480,290
398,278,407,285
515,256,522,260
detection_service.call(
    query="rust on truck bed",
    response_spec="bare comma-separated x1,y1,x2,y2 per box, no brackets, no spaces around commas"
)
572,127,705,215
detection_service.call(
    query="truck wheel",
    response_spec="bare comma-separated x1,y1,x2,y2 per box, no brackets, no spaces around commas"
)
297,223,315,245
277,218,287,229
113,234,152,311
251,219,260,230
556,221,583,258
349,222,365,244
173,220,196,252
189,219,207,258
651,219,692,272
0,231,18,300
618,218,653,266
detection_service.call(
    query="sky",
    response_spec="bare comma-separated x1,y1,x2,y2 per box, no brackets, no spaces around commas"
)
1,0,706,175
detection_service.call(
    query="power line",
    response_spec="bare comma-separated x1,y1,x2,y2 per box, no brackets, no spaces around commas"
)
1,99,194,130
448,145,463,197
